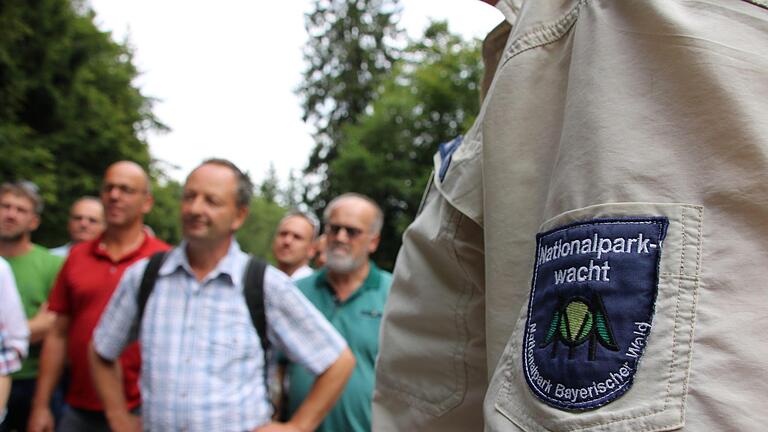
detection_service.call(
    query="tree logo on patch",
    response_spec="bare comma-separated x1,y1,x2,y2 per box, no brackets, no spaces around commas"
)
540,293,618,361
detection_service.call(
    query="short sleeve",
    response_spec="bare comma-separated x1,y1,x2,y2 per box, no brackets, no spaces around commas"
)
92,259,147,361
0,258,29,358
263,267,346,375
47,256,71,315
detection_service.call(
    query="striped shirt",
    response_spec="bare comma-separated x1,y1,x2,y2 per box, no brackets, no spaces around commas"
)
93,240,347,432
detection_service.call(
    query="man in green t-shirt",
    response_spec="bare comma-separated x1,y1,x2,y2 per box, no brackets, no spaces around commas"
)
0,181,63,432
283,193,392,432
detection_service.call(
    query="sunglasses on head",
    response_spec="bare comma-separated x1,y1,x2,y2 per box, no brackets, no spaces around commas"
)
326,223,364,239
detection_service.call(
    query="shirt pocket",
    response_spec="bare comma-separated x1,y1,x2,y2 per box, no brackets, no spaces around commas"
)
491,202,702,432
202,302,259,376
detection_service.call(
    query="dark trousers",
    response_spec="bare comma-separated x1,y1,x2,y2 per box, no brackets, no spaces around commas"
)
0,378,65,432
58,406,141,432
57,406,111,432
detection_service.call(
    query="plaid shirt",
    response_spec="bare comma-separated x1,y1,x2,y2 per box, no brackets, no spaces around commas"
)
0,329,21,376
94,241,347,432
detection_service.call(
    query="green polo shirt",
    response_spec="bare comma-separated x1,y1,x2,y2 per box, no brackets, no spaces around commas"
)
285,263,391,432
5,244,64,379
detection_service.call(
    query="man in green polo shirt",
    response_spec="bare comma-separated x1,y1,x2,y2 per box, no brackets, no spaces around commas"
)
283,193,391,432
0,181,64,432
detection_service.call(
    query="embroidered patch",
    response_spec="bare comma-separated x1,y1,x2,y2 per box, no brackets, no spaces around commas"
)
523,218,668,411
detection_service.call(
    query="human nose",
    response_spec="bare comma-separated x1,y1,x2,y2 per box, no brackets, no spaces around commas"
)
105,186,122,201
334,228,352,243
184,195,206,214
2,206,18,219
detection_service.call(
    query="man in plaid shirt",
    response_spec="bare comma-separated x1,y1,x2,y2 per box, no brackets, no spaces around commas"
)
90,159,355,432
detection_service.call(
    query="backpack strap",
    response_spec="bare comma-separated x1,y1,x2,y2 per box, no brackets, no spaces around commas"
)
243,256,269,354
137,251,168,326
243,255,270,399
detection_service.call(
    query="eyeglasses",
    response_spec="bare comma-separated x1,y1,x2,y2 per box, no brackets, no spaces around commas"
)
70,215,102,224
325,223,364,239
101,183,144,195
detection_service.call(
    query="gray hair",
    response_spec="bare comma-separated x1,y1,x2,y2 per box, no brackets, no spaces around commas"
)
323,193,384,234
0,181,44,215
280,209,320,239
192,158,253,208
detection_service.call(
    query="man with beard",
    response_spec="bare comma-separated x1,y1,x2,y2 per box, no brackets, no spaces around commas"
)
89,159,354,432
271,210,319,280
0,181,64,432
28,161,168,432
50,197,105,257
282,193,392,432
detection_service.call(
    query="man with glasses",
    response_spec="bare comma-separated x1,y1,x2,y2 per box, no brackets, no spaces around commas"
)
0,181,64,432
28,161,169,432
50,197,105,257
271,210,319,280
282,193,392,432
89,159,354,432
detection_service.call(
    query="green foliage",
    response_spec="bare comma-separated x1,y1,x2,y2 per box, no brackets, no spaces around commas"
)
281,169,303,209
236,196,286,263
144,178,183,245
0,0,165,246
320,22,483,269
259,163,280,204
299,0,402,209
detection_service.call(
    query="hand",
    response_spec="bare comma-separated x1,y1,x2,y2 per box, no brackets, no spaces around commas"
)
106,411,142,432
28,303,56,343
252,421,303,432
27,405,54,432
30,302,54,322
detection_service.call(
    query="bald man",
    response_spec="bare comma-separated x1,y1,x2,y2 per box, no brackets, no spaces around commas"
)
50,197,105,257
29,162,169,432
282,193,392,432
272,210,319,280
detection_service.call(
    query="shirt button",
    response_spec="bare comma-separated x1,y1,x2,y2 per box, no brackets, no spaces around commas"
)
109,266,117,274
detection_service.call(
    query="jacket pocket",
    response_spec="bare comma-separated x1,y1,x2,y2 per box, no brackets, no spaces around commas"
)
491,202,702,432
375,177,485,417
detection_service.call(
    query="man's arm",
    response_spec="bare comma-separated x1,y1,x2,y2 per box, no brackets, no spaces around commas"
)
88,343,140,432
256,348,355,432
28,303,55,344
28,314,69,432
0,375,10,416
87,260,146,432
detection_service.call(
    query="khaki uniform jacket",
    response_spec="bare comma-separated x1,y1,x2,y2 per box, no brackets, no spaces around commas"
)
373,1,768,431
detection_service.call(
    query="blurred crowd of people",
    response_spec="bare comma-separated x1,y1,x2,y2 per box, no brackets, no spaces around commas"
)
0,159,391,432
2,1,766,431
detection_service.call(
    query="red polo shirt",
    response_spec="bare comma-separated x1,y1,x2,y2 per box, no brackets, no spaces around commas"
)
48,232,169,411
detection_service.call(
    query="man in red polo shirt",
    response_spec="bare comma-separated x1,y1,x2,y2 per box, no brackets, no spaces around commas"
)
28,161,169,432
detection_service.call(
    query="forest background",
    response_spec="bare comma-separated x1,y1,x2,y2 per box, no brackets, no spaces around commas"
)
0,0,491,270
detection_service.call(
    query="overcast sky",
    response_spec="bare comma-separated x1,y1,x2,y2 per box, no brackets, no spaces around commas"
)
87,1,503,186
